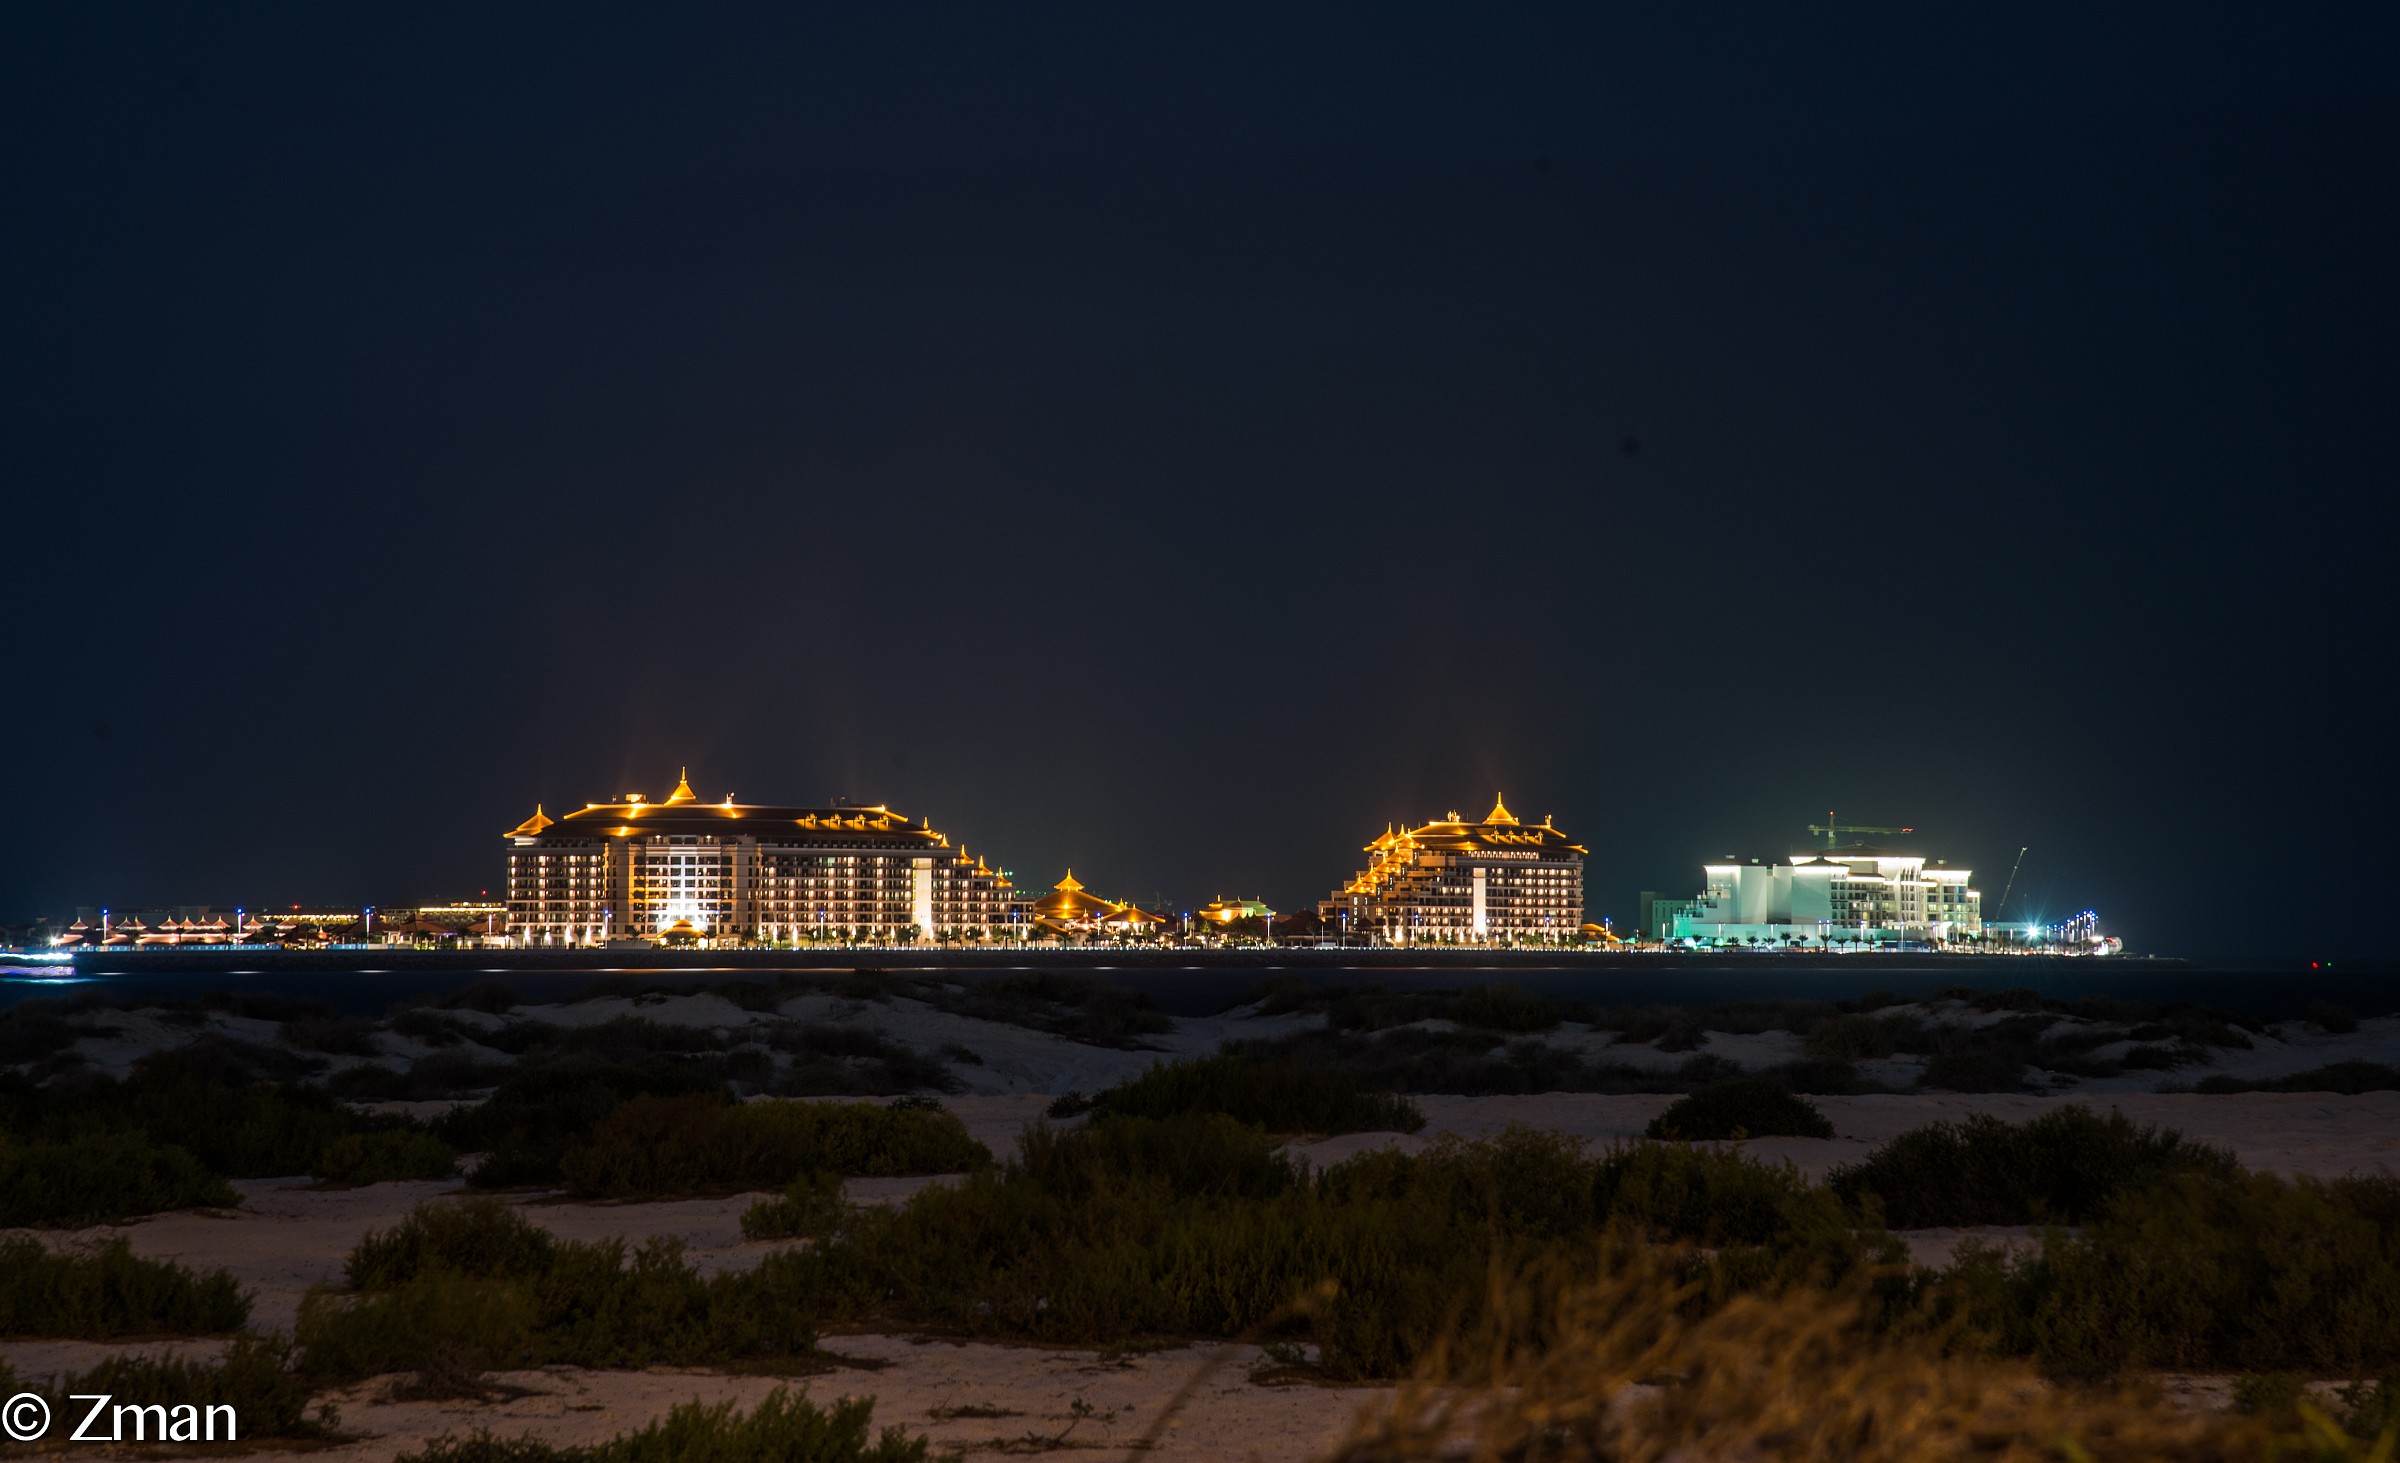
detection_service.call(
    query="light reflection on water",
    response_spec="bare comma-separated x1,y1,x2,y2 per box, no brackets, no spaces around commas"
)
0,956,2386,1019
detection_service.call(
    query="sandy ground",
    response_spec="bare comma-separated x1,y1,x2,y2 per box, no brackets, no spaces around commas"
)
7,1338,1376,1462
12,999,2399,1458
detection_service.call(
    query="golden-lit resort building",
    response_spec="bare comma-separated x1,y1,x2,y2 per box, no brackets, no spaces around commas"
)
1319,796,1586,945
504,770,1014,947
1027,872,1169,939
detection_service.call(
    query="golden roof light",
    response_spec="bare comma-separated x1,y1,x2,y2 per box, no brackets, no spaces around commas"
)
664,768,697,805
1486,794,1518,825
509,804,555,837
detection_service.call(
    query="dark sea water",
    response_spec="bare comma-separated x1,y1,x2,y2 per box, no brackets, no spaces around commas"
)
2,952,2390,1019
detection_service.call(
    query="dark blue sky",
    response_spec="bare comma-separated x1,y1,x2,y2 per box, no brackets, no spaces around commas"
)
5,5,2393,954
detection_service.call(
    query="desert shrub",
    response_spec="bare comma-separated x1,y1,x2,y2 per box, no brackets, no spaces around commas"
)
1224,1028,1741,1098
282,1015,381,1055
1448,983,1584,1033
1764,1058,1881,1094
300,1232,820,1383
1829,1107,2238,1228
348,1197,559,1291
0,1003,81,1063
440,1056,727,1186
2195,1062,2400,1095
474,1020,558,1055
327,1048,513,1101
1957,1169,2400,1377
2230,1371,2307,1418
558,1093,988,1199
0,1131,238,1226
312,1128,459,1185
28,1334,321,1440
767,1024,960,1096
1087,1052,1425,1134
741,1170,849,1241
7,1053,397,1177
1803,1012,1920,1060
2309,1000,2362,1034
1701,1001,1842,1037
2115,1042,2206,1071
0,1235,248,1337
924,973,1171,1047
1644,1079,1833,1141
551,1017,722,1060
1918,1049,2027,1092
444,980,521,1014
394,1391,930,1463
807,1118,1886,1380
1596,1005,1707,1051
1589,1143,1887,1290
390,1008,467,1047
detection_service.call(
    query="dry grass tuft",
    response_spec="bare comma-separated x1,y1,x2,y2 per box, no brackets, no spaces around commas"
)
1323,1246,2396,1462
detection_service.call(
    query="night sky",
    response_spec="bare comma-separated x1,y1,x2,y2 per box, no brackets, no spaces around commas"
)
6,7,2393,956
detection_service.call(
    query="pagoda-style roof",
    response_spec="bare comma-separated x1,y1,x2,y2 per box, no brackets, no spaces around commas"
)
505,771,973,853
1336,795,1586,899
1383,795,1585,856
1033,870,1118,921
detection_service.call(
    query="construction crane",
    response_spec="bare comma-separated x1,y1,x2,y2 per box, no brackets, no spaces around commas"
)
1805,811,1915,849
1995,847,2028,917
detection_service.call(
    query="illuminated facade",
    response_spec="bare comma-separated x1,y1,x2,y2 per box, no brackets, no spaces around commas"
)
504,771,1015,946
1649,845,1981,946
1026,871,1166,939
1319,796,1586,944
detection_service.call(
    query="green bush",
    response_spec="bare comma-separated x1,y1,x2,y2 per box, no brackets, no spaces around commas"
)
394,1390,930,1463
1951,1169,2400,1378
0,1131,238,1226
312,1128,459,1185
5,1048,443,1178
1829,1106,2238,1228
0,1235,248,1337
348,1198,559,1291
2309,1000,2362,1034
5,1335,322,1440
805,1116,1889,1380
0,1003,82,1063
1803,1013,1922,1060
439,1056,728,1187
921,972,1172,1047
1087,1052,1425,1134
1644,1079,1833,1141
741,1171,849,1241
326,1050,512,1101
1448,983,1583,1033
1917,1049,2028,1092
1593,1142,1860,1253
304,1200,821,1384
558,1094,988,1200
765,1025,960,1096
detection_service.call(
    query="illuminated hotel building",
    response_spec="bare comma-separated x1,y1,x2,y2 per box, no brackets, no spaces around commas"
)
504,771,1015,946
1319,796,1586,944
1647,845,1981,946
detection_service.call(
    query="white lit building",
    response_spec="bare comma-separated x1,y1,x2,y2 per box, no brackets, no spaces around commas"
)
1649,845,1981,947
